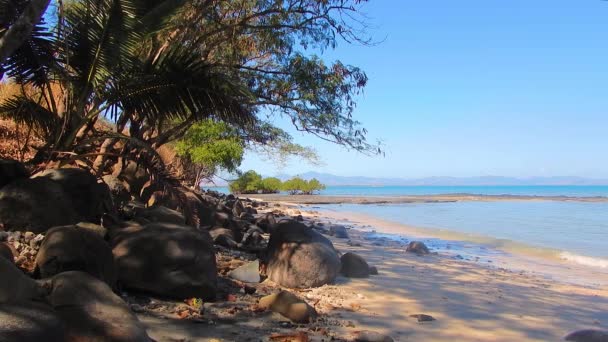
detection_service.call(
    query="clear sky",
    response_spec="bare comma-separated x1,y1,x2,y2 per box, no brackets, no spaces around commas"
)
240,0,608,179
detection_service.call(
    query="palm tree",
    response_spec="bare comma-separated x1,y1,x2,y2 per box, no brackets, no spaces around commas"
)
0,0,254,176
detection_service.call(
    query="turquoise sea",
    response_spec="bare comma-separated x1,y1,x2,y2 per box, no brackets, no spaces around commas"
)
205,185,608,269
205,185,608,197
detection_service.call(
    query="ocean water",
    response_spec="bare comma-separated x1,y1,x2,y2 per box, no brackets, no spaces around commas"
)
204,185,608,269
205,185,608,197
319,201,608,268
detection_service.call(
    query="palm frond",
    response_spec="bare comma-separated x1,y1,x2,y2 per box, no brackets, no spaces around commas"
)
110,46,256,127
61,0,141,91
135,0,187,34
0,0,56,87
0,94,60,140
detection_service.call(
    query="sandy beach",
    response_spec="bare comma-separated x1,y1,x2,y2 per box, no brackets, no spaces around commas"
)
298,208,608,341
135,200,608,341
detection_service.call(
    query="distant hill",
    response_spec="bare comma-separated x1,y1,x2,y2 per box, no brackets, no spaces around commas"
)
272,172,608,186
202,171,608,187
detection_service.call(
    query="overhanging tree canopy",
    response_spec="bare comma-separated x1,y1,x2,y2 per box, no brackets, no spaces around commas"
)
0,0,379,188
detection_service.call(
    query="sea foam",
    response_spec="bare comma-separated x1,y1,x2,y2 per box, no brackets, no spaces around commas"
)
560,252,608,268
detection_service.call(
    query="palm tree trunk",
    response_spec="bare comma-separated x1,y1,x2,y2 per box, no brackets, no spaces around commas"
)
0,0,51,65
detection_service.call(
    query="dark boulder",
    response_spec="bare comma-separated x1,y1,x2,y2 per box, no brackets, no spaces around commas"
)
265,220,341,288
0,242,14,262
111,160,148,199
406,241,430,255
102,175,131,208
0,159,28,189
210,221,243,243
35,225,116,286
181,191,217,227
45,271,152,342
0,301,66,342
210,227,236,241
241,226,265,247
0,257,43,303
255,213,276,233
340,252,370,278
233,200,246,217
112,222,217,300
214,211,232,227
0,177,79,233
330,225,349,238
133,205,186,225
213,234,239,249
565,329,608,342
35,168,112,223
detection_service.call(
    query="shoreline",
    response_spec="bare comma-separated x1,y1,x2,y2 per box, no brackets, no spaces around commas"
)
249,193,608,204
306,206,608,288
270,202,608,341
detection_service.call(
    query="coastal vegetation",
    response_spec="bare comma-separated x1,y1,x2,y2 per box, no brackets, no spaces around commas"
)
228,170,325,195
282,176,326,195
0,1,383,339
0,0,378,196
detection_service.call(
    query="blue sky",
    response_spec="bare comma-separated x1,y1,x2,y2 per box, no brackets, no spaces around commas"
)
244,0,608,179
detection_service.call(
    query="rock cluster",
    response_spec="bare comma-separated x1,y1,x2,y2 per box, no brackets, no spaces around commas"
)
0,159,382,341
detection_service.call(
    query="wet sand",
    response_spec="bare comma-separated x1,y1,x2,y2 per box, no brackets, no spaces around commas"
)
300,209,608,341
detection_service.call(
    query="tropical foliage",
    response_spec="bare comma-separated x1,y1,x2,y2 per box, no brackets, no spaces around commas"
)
258,177,283,194
229,170,263,194
282,177,325,195
174,119,244,187
228,171,325,195
0,0,377,198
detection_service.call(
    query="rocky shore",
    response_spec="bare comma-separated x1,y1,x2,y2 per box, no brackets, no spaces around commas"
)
1,160,607,341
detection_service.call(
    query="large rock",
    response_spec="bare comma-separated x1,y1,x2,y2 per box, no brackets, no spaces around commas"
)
265,220,341,288
255,213,276,233
406,241,430,255
330,225,349,239
112,160,148,199
0,242,14,262
0,301,66,342
0,177,79,232
45,271,152,342
229,260,260,283
241,226,265,247
133,205,186,225
102,175,131,208
209,227,236,241
233,200,245,217
0,159,28,188
565,329,608,342
0,257,43,303
35,225,116,286
35,168,112,223
210,221,243,243
258,291,317,323
340,252,370,278
172,189,218,227
112,222,217,300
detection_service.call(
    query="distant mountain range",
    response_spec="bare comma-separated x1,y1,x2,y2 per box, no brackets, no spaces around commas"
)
271,172,608,186
204,172,608,186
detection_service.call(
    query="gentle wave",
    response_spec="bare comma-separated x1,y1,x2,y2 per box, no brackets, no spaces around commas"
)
560,252,608,268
